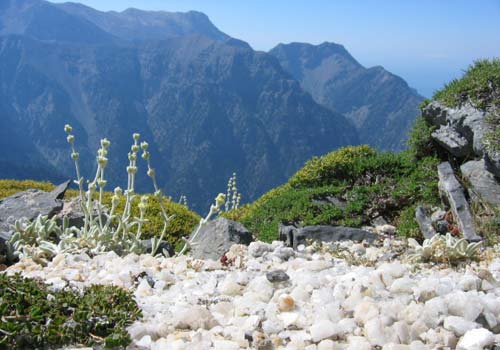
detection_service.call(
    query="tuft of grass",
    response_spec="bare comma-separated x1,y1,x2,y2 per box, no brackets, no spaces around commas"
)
406,116,437,160
433,58,500,110
229,146,440,242
0,273,141,349
0,179,199,246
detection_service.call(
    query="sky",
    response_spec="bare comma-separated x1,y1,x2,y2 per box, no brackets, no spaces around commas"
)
49,0,500,97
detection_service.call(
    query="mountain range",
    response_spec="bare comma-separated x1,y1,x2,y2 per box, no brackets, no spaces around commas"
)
0,0,423,211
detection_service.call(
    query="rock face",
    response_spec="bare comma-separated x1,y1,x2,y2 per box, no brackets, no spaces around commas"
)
423,101,500,177
279,224,377,249
269,42,424,151
0,180,70,235
437,162,481,242
461,159,500,208
188,217,253,260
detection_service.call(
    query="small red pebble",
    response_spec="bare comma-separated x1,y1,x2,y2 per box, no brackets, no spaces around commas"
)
220,254,228,266
450,225,460,236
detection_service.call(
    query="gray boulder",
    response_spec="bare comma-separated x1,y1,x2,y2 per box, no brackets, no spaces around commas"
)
460,159,500,208
279,224,377,250
188,217,253,260
415,206,437,239
431,125,471,157
0,181,70,236
438,162,481,242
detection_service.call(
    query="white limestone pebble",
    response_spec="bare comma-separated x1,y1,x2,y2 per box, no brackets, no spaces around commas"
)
443,316,480,336
5,239,500,350
310,319,341,342
456,328,495,350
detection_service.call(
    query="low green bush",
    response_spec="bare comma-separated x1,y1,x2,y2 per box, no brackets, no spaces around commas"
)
406,116,437,160
0,273,141,349
231,146,440,242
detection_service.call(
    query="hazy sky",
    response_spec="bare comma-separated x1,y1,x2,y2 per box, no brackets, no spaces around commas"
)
49,0,500,97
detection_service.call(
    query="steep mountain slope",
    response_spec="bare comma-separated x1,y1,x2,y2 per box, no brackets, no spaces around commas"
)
0,0,358,211
269,42,424,151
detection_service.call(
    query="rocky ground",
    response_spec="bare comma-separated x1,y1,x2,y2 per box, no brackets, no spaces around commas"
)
7,239,500,350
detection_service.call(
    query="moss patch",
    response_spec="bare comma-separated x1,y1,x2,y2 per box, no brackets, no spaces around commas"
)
0,273,141,349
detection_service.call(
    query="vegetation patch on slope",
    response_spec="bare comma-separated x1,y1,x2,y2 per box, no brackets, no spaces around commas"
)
227,145,440,242
0,273,141,349
0,179,200,246
433,58,500,109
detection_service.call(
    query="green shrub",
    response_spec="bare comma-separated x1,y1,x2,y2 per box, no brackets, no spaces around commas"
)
0,273,141,349
407,116,437,159
289,145,377,188
433,58,500,109
232,146,440,242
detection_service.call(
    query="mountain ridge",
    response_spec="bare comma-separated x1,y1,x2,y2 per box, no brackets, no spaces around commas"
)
269,41,424,150
0,0,423,210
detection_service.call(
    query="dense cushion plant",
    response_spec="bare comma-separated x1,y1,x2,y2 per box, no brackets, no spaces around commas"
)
0,273,141,349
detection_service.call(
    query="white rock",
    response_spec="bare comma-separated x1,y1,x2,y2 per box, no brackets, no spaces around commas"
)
219,278,243,296
172,306,218,330
310,319,341,342
390,321,411,344
382,344,410,350
317,339,335,350
390,277,415,294
443,316,480,336
446,291,483,321
262,317,284,334
456,328,495,350
354,301,379,325
213,340,240,350
135,335,152,348
458,274,481,291
346,336,371,350
247,276,275,302
337,318,357,335
364,317,388,346
409,341,430,350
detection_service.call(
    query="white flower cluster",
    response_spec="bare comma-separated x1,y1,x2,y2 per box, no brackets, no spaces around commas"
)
8,126,174,263
224,172,242,212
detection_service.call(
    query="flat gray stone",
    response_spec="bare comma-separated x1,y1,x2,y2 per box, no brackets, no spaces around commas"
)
188,217,253,260
266,270,290,283
415,206,437,239
461,159,500,208
438,162,481,242
431,125,472,157
280,224,378,250
0,181,70,235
